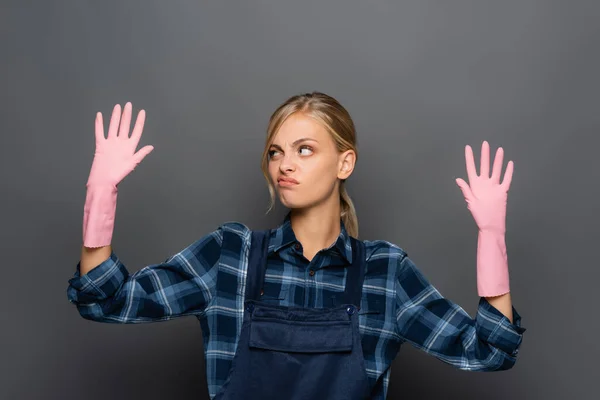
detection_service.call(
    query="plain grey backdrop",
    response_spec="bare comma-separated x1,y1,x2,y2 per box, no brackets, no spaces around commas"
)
1,1,598,399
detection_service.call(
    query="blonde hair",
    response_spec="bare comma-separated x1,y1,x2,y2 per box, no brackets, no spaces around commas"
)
260,91,359,238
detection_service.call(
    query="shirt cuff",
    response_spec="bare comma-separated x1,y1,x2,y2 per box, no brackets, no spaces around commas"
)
67,251,128,304
476,297,526,357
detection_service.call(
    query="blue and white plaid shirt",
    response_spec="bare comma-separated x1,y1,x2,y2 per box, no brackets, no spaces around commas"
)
67,212,526,399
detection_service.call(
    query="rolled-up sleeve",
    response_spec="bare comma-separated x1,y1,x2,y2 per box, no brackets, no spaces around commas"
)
395,255,526,371
67,227,223,323
67,252,129,306
476,296,525,359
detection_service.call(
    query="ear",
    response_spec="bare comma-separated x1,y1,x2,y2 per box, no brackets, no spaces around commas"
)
337,150,356,180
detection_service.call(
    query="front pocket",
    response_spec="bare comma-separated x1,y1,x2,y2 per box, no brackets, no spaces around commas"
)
258,283,289,303
249,318,353,353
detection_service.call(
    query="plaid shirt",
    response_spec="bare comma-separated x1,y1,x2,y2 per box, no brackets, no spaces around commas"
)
67,212,526,399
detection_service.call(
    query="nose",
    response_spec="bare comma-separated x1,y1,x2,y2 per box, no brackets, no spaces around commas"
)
279,153,296,173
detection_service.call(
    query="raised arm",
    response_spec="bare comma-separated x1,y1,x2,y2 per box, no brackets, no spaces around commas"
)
80,102,154,272
394,141,525,370
68,102,221,323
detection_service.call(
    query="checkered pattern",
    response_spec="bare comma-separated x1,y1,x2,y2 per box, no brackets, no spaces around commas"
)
67,212,525,399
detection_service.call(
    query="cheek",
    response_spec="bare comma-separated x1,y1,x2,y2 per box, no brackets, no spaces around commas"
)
267,162,278,181
308,157,337,177
303,160,338,188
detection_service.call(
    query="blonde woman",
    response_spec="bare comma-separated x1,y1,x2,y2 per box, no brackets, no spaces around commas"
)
68,92,526,400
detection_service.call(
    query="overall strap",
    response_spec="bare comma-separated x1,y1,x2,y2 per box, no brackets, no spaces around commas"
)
244,230,270,301
341,237,366,306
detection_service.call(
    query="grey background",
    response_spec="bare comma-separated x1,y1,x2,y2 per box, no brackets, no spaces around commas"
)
1,1,597,399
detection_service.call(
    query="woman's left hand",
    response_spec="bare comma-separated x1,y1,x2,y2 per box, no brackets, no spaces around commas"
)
455,141,513,234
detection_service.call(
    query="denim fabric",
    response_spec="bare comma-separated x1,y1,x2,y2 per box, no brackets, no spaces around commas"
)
214,230,370,399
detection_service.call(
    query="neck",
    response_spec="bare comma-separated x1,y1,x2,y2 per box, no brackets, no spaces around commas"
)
290,197,341,258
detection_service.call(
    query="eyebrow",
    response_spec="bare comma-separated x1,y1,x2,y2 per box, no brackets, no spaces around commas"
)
269,137,318,150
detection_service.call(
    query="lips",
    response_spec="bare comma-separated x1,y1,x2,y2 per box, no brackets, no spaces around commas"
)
278,177,299,185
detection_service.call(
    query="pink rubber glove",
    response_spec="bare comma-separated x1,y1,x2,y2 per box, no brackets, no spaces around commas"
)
455,141,514,297
83,102,154,248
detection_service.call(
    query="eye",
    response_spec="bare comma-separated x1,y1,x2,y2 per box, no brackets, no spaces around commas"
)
268,149,280,159
299,145,313,156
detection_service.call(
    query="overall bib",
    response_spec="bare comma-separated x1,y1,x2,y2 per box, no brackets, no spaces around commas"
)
214,230,371,400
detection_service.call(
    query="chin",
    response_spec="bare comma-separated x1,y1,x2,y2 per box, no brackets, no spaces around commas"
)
278,197,307,209
277,191,329,210
277,192,312,209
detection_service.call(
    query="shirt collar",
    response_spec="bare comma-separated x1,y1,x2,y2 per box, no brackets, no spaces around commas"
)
268,211,353,263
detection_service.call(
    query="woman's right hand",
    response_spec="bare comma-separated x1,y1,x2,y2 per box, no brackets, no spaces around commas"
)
86,102,154,188
82,102,154,249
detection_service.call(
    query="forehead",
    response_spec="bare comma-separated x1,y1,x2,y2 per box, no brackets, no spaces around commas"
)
271,113,330,145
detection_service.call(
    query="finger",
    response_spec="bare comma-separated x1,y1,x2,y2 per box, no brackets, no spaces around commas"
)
490,147,504,183
500,160,514,191
480,140,490,178
465,145,477,183
455,178,474,201
132,145,154,165
118,102,133,139
94,112,104,143
130,109,146,147
107,104,121,139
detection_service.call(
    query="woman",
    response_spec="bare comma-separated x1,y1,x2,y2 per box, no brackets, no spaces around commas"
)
67,92,526,400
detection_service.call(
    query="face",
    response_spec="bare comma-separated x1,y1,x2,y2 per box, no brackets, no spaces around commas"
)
267,113,355,210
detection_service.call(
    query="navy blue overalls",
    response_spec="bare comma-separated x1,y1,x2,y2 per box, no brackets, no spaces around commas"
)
214,230,371,400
